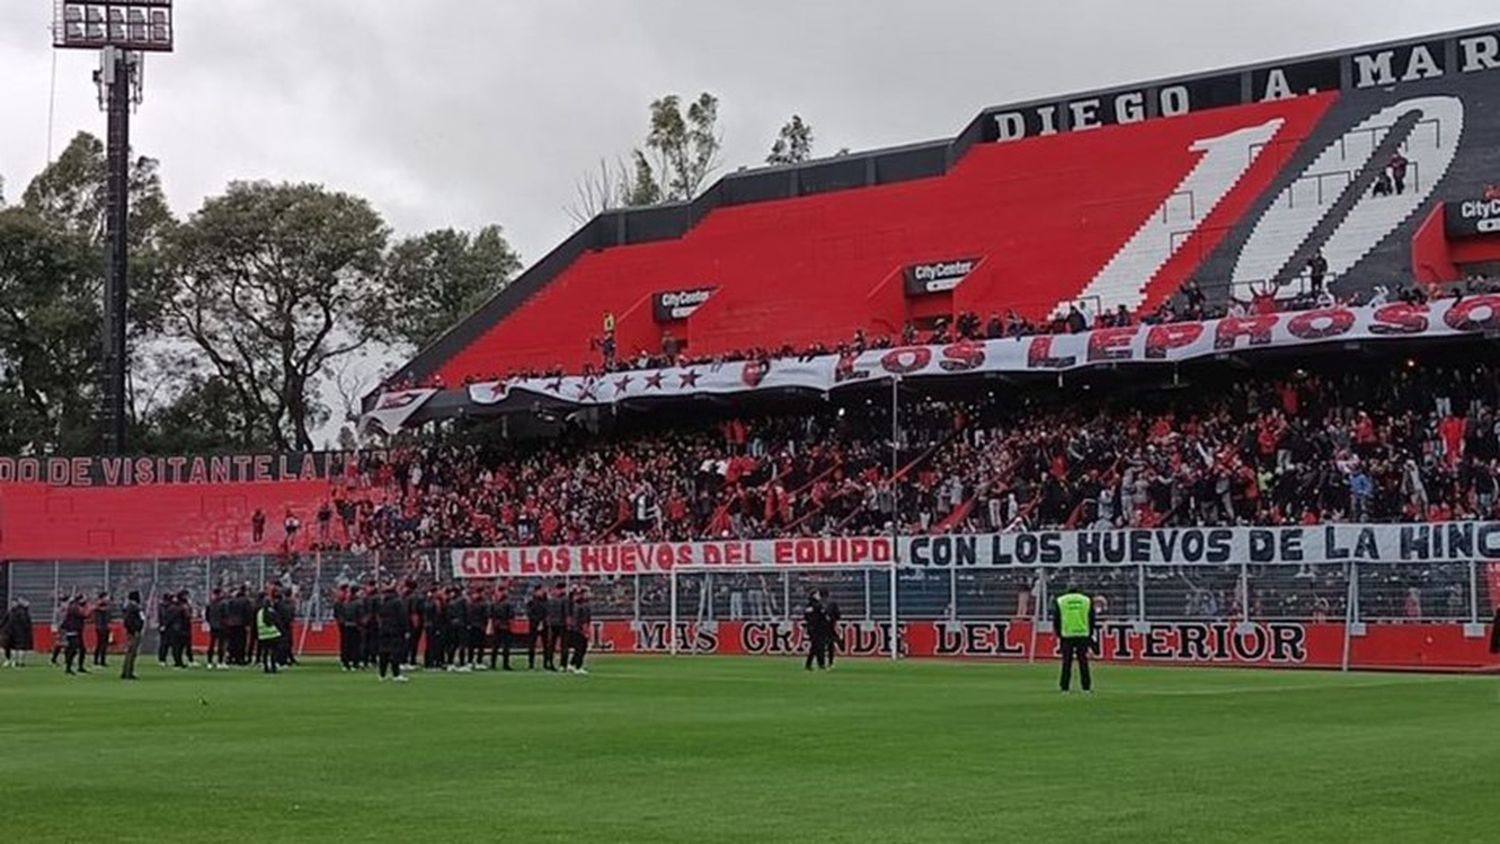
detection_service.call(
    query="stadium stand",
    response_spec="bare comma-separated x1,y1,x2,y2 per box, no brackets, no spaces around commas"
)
5,350,1495,561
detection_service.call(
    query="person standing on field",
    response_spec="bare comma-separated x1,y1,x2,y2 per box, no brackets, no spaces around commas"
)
121,591,144,680
61,594,88,675
404,580,425,670
5,598,33,667
545,582,570,671
444,585,469,670
822,591,842,669
377,582,409,683
91,591,111,667
489,584,515,671
803,591,827,671
205,588,226,669
1053,583,1097,693
225,586,251,666
567,586,592,675
423,587,445,669
466,584,490,670
256,600,282,674
525,585,547,670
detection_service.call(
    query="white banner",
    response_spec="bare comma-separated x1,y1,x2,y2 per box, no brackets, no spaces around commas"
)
906,523,1500,567
434,296,1500,411
358,388,437,434
451,523,1500,578
451,537,897,578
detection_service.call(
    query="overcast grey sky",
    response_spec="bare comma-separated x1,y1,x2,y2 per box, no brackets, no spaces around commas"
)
3,1,1498,265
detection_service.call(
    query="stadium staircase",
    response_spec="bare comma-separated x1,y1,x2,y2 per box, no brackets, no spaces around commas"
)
1230,96,1465,294
0,480,334,561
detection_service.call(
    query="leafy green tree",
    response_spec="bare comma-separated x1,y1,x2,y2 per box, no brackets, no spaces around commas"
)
0,205,104,453
134,372,263,454
0,133,176,454
162,181,389,451
380,225,522,350
766,114,814,165
638,92,722,202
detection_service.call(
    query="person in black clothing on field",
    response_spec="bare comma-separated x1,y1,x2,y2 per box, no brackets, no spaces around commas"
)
489,584,515,671
404,580,425,669
360,583,381,669
91,591,111,667
525,585,547,670
153,594,172,666
568,587,592,674
466,585,490,670
444,585,469,671
120,591,144,680
545,582,570,671
376,583,409,683
803,591,827,671
274,588,296,667
225,587,251,666
50,594,68,665
4,598,33,667
61,594,88,675
821,591,842,669
334,586,359,670
166,592,191,668
205,588,226,669
175,590,198,668
423,587,445,669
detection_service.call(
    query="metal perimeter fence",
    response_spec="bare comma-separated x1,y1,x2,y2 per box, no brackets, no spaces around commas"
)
5,551,1492,643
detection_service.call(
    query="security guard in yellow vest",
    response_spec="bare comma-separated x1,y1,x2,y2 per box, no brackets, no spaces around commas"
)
256,603,282,675
1053,584,1097,693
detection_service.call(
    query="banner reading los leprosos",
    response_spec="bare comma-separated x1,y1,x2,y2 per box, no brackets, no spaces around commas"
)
452,523,1500,578
433,297,1500,414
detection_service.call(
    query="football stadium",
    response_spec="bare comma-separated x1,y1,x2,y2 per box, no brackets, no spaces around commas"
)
2,5,1500,842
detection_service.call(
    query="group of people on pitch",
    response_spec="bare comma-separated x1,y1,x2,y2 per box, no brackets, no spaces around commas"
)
0,591,147,678
332,579,593,681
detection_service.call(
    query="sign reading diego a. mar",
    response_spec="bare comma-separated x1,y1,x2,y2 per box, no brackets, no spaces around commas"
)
444,297,1500,413
452,523,1500,577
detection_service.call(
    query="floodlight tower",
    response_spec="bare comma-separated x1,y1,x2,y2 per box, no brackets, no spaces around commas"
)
52,1,174,455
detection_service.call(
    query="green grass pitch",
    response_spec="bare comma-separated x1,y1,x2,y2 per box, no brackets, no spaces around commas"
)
1,656,1496,842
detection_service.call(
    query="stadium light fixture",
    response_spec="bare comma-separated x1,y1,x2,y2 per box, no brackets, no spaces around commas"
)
51,0,174,454
53,0,174,53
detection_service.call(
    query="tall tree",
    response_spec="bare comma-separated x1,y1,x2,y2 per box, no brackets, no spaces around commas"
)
0,132,175,454
380,225,522,350
0,206,103,454
640,92,722,202
766,114,815,165
162,181,389,451
566,92,723,225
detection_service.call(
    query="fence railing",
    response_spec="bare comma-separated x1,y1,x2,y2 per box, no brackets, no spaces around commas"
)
7,551,1493,630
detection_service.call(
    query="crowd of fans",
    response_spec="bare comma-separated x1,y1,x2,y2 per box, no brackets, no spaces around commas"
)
298,356,1500,558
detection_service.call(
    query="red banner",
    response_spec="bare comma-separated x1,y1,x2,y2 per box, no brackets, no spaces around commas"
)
588,619,1497,670
30,618,1496,671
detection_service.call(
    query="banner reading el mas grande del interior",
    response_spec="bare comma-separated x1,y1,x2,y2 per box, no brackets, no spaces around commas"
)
450,522,1500,578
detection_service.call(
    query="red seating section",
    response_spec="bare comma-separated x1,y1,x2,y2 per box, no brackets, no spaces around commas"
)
439,94,1336,383
0,481,331,560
